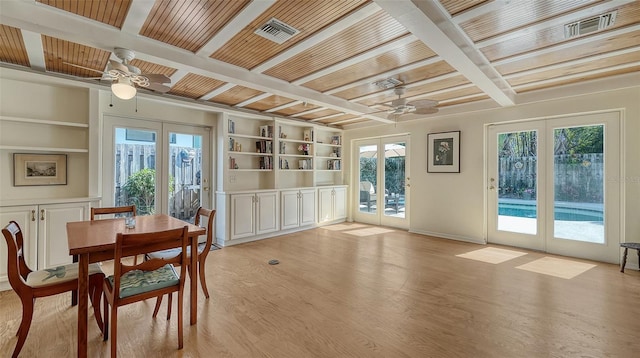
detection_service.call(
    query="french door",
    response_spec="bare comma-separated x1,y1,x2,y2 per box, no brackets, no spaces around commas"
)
103,116,211,221
487,112,621,263
353,135,409,229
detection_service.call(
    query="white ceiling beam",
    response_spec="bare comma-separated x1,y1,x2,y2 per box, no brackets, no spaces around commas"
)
309,112,348,122
292,35,417,85
492,23,640,66
235,92,272,107
438,93,487,105
199,82,236,101
324,56,441,95
331,117,368,125
373,0,515,106
503,47,640,80
0,1,389,122
196,0,276,57
475,0,635,48
120,0,155,34
169,69,190,85
265,100,303,113
20,29,46,71
512,62,640,91
251,2,382,73
290,107,327,117
451,0,510,24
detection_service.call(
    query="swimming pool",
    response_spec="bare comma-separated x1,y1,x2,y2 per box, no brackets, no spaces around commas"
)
498,202,603,222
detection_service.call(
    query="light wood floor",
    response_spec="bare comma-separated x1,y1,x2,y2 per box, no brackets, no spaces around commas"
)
1,223,639,357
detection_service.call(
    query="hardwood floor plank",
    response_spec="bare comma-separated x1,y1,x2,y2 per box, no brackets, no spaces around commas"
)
1,224,639,357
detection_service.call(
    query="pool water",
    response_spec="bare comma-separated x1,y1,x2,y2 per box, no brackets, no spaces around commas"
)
498,203,603,222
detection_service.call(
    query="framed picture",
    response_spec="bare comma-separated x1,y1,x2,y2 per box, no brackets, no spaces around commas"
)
427,131,460,173
13,153,67,186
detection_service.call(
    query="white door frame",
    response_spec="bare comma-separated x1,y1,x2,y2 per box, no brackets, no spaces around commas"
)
486,111,622,263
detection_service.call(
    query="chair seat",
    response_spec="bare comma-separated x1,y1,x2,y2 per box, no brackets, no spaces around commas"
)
620,242,640,250
107,264,179,298
27,263,103,288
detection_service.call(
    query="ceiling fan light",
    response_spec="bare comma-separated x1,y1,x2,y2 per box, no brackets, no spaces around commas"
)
111,78,136,100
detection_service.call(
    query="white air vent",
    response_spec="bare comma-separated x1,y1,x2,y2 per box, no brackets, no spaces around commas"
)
373,78,403,89
564,10,617,39
254,18,299,44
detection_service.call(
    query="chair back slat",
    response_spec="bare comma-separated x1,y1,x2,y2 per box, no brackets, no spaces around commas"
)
91,205,136,220
2,221,32,289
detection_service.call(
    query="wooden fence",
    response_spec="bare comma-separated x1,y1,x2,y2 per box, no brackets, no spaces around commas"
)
498,153,603,202
114,144,202,220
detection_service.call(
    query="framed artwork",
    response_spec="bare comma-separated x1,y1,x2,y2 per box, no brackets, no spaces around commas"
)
13,153,67,186
427,131,460,173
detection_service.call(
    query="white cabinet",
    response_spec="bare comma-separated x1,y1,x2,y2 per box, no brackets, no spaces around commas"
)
230,191,278,240
0,201,89,291
281,188,316,230
318,186,347,224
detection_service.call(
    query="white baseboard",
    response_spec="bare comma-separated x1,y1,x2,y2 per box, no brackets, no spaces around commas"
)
408,229,485,245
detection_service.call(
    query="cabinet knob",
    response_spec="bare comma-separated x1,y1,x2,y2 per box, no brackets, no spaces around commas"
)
40,209,45,221
31,210,36,221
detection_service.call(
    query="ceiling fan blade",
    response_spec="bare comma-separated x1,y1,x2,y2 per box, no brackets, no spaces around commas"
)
144,73,171,84
407,99,438,108
108,59,129,73
413,107,439,115
63,62,106,75
143,82,172,93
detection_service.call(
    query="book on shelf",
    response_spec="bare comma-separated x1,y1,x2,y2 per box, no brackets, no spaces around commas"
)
259,125,273,138
259,156,272,169
279,158,290,169
229,157,237,169
327,159,341,170
279,141,286,154
330,135,342,145
303,127,314,142
228,119,235,134
255,140,272,154
298,159,312,170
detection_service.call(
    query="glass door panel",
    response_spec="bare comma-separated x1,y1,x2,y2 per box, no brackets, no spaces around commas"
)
358,144,378,214
496,130,538,235
552,125,604,244
114,127,158,215
168,132,203,222
383,141,406,219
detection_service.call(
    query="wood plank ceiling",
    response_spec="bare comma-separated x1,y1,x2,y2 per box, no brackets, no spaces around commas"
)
0,0,638,129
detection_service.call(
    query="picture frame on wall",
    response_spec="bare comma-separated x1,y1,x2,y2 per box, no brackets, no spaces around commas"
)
13,153,68,186
427,131,460,173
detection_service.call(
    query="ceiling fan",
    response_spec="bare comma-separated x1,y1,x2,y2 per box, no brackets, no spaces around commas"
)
65,48,171,99
372,86,438,120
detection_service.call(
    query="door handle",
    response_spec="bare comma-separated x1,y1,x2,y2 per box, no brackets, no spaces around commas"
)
40,209,45,221
31,210,36,221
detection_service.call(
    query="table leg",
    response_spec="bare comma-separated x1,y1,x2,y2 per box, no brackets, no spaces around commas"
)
190,236,197,325
77,254,89,358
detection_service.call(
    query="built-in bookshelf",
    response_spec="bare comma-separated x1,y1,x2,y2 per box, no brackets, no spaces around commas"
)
219,114,343,191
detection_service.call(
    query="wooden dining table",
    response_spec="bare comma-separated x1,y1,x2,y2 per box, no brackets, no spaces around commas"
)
67,214,206,358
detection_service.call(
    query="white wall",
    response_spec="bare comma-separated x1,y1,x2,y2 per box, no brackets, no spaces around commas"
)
344,85,640,255
0,78,89,201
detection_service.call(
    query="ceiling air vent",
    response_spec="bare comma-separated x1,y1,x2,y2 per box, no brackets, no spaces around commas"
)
373,78,403,89
254,18,299,44
564,10,617,39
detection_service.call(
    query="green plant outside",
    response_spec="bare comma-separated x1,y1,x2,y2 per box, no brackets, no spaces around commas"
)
122,168,174,215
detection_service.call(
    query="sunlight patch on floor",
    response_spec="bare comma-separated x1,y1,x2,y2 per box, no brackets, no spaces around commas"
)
456,247,528,264
322,223,369,231
345,227,395,237
516,257,596,279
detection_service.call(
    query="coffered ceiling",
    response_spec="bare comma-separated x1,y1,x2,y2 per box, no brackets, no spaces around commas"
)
0,0,638,128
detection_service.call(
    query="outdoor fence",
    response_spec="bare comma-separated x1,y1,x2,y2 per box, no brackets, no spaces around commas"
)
498,153,603,202
114,144,202,220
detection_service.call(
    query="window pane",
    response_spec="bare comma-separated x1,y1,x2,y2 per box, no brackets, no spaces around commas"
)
115,127,157,215
383,142,405,218
359,145,377,213
553,125,604,243
169,132,202,222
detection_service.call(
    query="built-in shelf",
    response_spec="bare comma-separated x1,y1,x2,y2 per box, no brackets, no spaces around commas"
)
228,151,273,156
0,145,88,153
0,116,89,128
229,169,273,172
279,138,312,144
228,133,273,140
279,154,313,158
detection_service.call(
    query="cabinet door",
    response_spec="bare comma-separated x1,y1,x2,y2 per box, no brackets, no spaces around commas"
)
280,190,300,230
256,191,278,235
317,188,333,223
299,189,316,226
0,205,38,289
38,202,89,269
333,187,347,220
231,194,256,239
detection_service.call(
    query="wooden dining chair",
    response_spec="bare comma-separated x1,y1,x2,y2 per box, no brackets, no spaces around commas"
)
102,226,189,357
146,208,215,318
72,205,138,306
2,221,105,358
